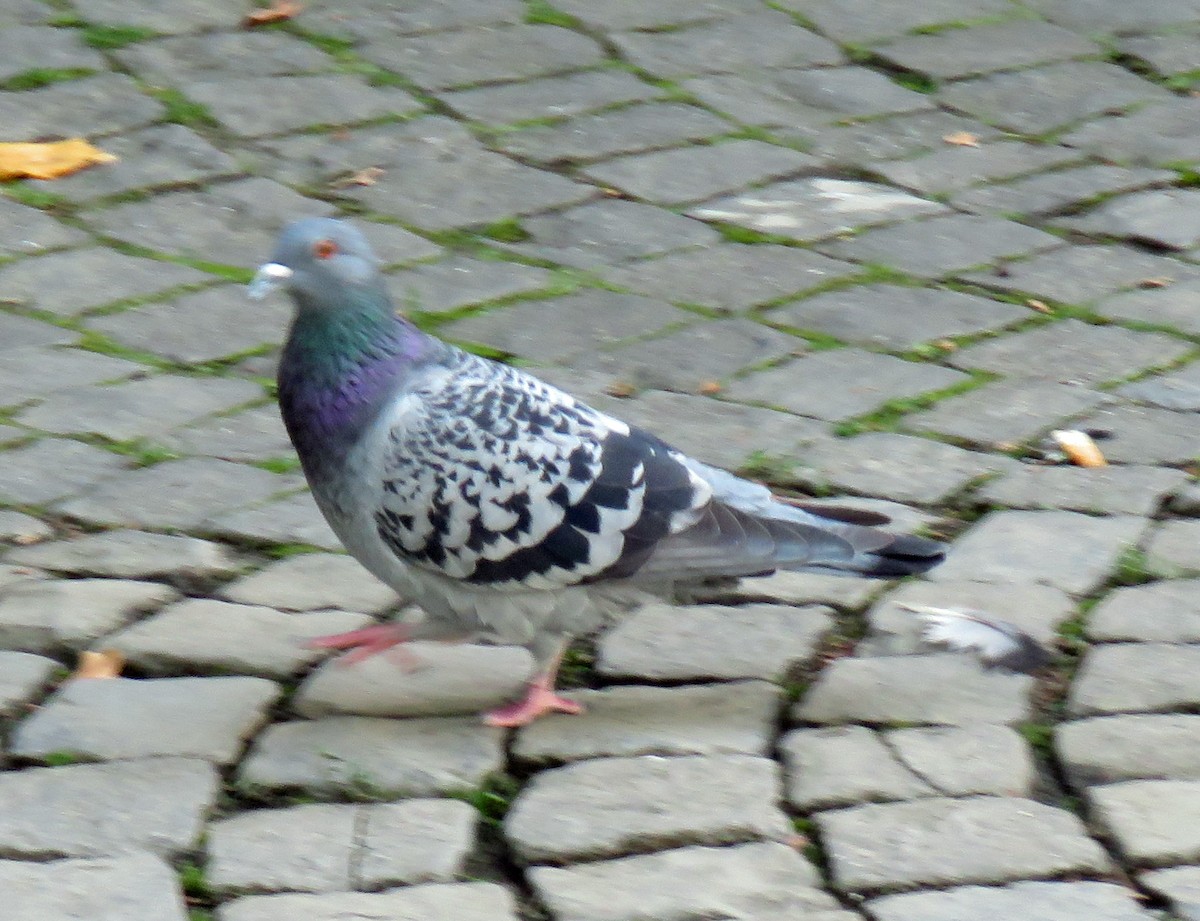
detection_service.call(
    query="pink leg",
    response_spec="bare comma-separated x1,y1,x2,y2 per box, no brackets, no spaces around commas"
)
305,623,420,669
482,649,583,728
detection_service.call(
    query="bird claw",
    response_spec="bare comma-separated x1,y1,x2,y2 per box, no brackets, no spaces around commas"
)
306,623,421,670
482,683,584,728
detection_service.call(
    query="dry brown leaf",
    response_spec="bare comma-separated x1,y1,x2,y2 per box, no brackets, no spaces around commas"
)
244,0,301,26
1138,276,1172,289
332,166,384,188
942,131,980,148
933,338,957,352
72,648,125,680
0,138,117,181
1026,298,1052,314
698,380,722,395
605,381,636,398
1051,429,1107,468
12,532,42,546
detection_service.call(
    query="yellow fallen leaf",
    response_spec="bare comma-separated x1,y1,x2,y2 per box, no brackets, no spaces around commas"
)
331,166,384,189
605,381,636,398
244,0,301,26
72,648,125,680
0,138,117,181
1051,429,1107,468
1138,277,1172,289
698,380,722,395
1026,298,1052,314
943,131,980,147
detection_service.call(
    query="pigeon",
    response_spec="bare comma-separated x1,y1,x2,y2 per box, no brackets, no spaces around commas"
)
249,217,946,726
896,603,1052,673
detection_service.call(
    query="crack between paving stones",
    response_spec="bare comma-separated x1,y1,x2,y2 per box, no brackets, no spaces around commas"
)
348,803,368,891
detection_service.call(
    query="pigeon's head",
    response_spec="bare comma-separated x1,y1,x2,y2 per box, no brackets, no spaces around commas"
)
248,217,381,307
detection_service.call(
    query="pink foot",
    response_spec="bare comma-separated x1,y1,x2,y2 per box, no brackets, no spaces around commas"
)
305,623,420,669
482,682,584,728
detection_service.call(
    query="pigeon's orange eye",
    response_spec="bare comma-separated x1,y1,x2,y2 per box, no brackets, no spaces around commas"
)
313,239,339,260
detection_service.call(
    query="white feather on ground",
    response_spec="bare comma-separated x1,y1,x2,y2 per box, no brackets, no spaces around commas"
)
896,603,1053,673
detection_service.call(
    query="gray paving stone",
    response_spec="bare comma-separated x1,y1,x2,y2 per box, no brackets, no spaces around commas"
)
0,438,126,505
1057,714,1200,786
0,757,218,858
581,319,800,392
867,880,1158,921
0,347,141,406
0,26,105,81
115,30,332,82
597,602,832,681
237,716,503,798
0,248,210,318
8,529,241,582
961,244,1197,305
888,725,1036,798
0,507,44,541
11,675,280,764
0,0,49,26
0,198,87,257
361,24,604,91
954,165,1175,218
939,61,1169,135
200,492,343,552
792,433,1011,506
688,177,947,242
876,142,1083,197
770,66,937,120
359,799,477,889
1123,367,1200,409
979,464,1188,517
553,0,761,29
0,578,177,654
189,75,421,138
781,726,934,810
818,213,1062,278
446,292,689,364
298,0,523,40
1089,580,1200,643
294,642,531,719
818,796,1109,894
529,841,850,921
1173,483,1200,516
505,753,789,865
1062,98,1200,168
797,654,1034,727
506,199,718,269
88,287,290,364
515,681,780,766
865,581,1075,658
949,319,1189,386
32,123,241,202
1090,779,1200,866
1120,33,1200,76
1076,403,1200,465
1141,866,1200,921
1026,0,1200,32
388,256,553,314
871,20,1099,80
164,405,294,464
584,140,815,206
72,0,252,33
220,553,396,613
930,510,1146,595
701,569,889,612
108,599,371,679
804,110,997,166
217,881,518,921
0,650,56,718
777,0,1013,43
56,457,293,531
1,852,189,921
906,379,1107,447
1070,644,1200,717
498,102,732,164
726,349,969,422
89,178,336,269
773,285,1025,351
0,311,75,352
1060,188,1200,251
0,73,163,139
1146,520,1200,575
1096,277,1200,335
441,70,658,124
607,244,858,312
612,13,842,79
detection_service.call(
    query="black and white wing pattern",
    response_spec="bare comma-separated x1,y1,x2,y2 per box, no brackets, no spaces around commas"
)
898,603,1053,674
372,351,712,590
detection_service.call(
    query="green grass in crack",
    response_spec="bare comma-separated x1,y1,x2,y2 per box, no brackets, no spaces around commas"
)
889,70,939,94
3,184,69,211
479,217,531,244
0,67,94,91
106,438,181,468
456,774,522,826
147,87,219,128
832,376,990,437
80,24,158,49
1111,546,1160,587
524,0,582,28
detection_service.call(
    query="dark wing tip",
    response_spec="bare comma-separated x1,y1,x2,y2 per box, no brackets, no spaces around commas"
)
861,533,946,577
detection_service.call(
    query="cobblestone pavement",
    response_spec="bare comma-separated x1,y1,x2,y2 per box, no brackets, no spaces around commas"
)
3,1,1200,918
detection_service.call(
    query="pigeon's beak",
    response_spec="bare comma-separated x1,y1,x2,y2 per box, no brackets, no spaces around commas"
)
247,262,293,300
